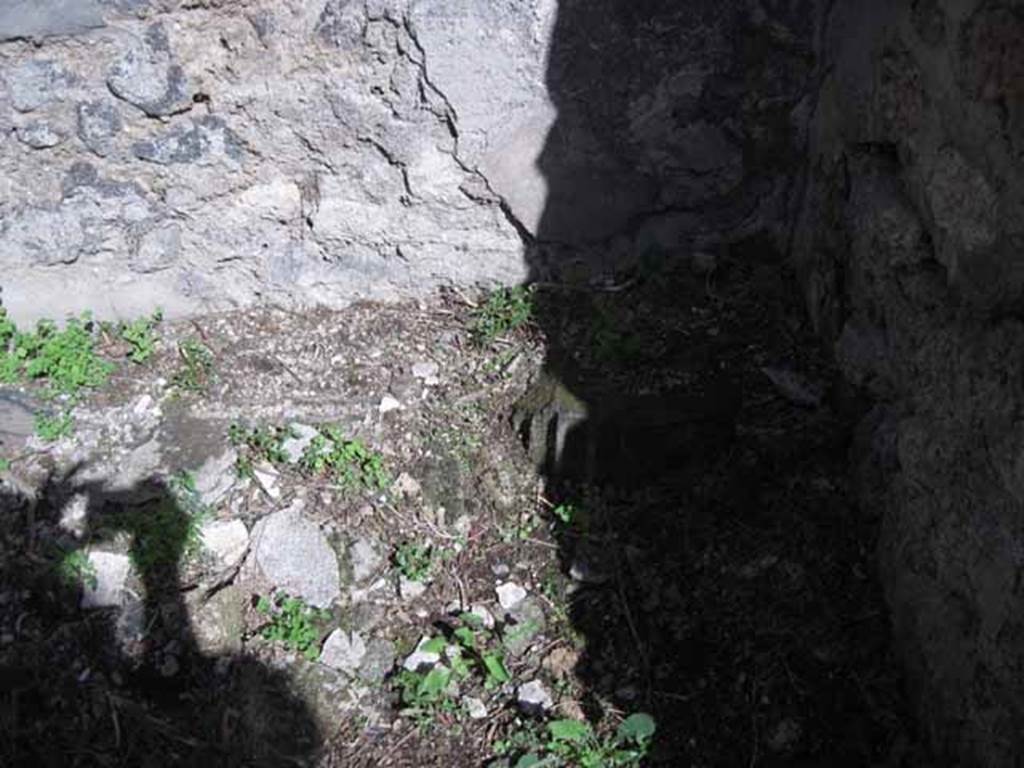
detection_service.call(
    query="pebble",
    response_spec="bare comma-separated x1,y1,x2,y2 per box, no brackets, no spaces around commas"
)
319,629,367,674
496,581,527,611
402,636,442,671
379,395,402,413
516,680,554,714
464,696,488,720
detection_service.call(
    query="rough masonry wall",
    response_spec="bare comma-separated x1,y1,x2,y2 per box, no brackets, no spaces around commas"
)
0,0,826,325
0,0,558,322
793,0,1024,764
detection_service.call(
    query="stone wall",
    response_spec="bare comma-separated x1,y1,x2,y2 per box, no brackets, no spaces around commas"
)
0,0,559,322
793,0,1024,764
0,0,824,324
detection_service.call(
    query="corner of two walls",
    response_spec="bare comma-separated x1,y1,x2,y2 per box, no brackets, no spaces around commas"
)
794,0,1024,763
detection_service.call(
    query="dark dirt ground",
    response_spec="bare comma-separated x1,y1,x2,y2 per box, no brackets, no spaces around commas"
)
0,242,924,767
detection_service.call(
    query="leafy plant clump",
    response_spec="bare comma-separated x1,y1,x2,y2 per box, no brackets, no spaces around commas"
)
300,425,390,491
228,422,290,477
394,616,512,723
34,411,74,442
256,593,331,661
502,713,656,768
109,471,210,574
171,338,214,393
230,421,391,493
393,541,437,583
471,285,534,347
0,309,114,396
116,309,163,364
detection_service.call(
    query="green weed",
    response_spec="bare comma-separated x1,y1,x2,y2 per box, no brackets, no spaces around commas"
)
228,422,290,477
171,338,214,393
108,471,210,574
394,541,437,583
506,713,656,768
394,619,512,724
118,310,162,364
57,549,98,590
34,411,74,442
471,285,533,347
0,457,10,472
0,309,113,396
256,593,331,661
300,425,390,491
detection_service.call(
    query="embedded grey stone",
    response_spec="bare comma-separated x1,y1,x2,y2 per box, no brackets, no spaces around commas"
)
15,121,66,149
399,576,428,600
200,519,249,569
76,100,122,157
496,581,527,611
107,24,191,117
247,505,340,608
133,116,244,165
464,696,488,719
189,584,244,655
131,223,181,274
349,536,385,584
0,388,38,444
319,629,367,673
0,1,105,43
8,60,74,113
516,680,553,714
81,551,131,609
358,637,395,682
402,636,441,671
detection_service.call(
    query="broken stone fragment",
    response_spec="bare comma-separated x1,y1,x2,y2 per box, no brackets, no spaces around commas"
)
516,679,553,714
132,116,245,166
246,504,340,608
319,629,367,674
200,519,249,569
348,536,385,584
80,551,131,609
402,635,442,671
496,581,527,611
106,23,191,117
76,100,123,157
16,121,66,149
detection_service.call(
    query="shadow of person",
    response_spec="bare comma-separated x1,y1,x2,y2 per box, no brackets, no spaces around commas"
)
0,470,320,767
519,1,914,765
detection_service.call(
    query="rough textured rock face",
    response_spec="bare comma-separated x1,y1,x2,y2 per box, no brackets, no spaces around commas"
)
0,0,551,322
0,0,824,323
793,1,1024,764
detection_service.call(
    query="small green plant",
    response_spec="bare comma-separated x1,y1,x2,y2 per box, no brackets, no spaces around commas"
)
0,309,113,396
552,503,576,526
256,593,331,661
0,457,10,472
394,541,437,582
109,471,210,574
57,549,97,590
228,422,291,476
471,285,533,346
500,509,541,543
394,622,512,725
34,411,74,442
510,713,656,768
300,425,390,491
171,338,214,393
118,309,162,364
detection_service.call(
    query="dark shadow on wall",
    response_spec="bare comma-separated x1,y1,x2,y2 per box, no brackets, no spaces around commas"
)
519,1,920,764
0,470,319,767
